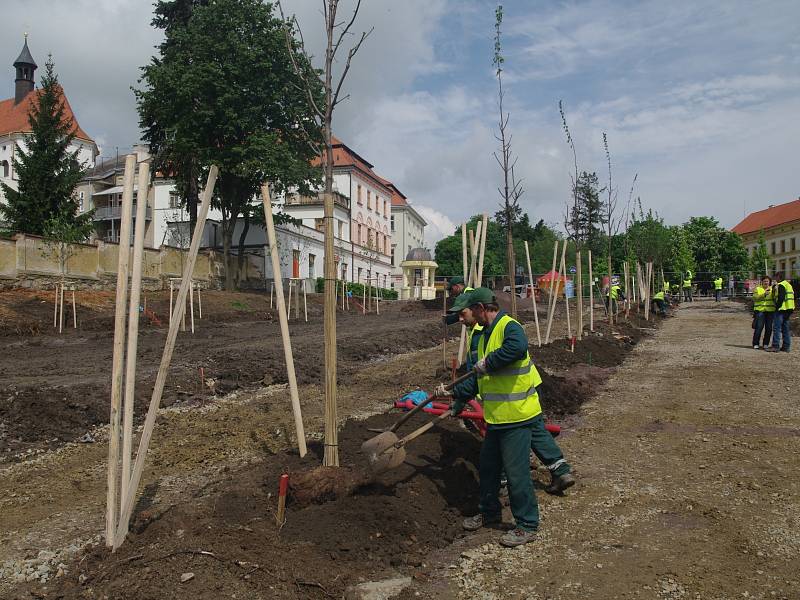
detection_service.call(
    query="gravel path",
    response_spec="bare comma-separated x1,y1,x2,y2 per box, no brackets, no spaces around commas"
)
421,300,799,599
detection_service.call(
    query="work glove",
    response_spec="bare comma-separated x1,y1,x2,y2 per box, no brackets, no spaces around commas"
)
450,400,466,417
434,382,452,398
474,357,489,375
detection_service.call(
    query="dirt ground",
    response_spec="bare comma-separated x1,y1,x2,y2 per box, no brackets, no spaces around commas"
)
0,288,700,599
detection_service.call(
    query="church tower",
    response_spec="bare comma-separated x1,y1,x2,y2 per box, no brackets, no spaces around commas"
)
13,35,37,105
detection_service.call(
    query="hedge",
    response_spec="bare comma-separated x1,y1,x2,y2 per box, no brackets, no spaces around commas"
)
315,277,398,300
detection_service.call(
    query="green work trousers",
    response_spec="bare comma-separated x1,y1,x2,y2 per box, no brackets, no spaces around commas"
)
529,414,571,477
479,421,539,532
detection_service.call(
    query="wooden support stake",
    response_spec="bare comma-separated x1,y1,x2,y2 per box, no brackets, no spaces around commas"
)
169,280,173,324
121,161,150,504
362,284,366,314
115,166,219,548
588,250,594,332
54,284,59,328
461,223,468,281
442,288,448,368
286,279,292,319
524,241,541,347
190,279,196,333
560,246,571,339
105,154,136,548
544,241,560,345
197,285,202,320
261,184,306,456
270,282,274,309
295,278,300,320
477,214,488,285
303,281,308,322
59,283,64,334
576,251,583,341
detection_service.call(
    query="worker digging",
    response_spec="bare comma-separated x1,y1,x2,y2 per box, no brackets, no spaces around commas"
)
436,287,575,548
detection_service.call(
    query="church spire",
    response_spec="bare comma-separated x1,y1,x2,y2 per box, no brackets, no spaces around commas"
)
13,35,37,105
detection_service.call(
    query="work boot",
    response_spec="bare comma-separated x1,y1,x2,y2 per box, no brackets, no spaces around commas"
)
499,528,536,547
765,347,780,353
546,473,576,494
462,513,501,531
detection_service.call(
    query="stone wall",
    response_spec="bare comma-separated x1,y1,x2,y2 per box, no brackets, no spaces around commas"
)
0,234,222,290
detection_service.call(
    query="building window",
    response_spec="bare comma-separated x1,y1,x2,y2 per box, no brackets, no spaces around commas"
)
315,218,324,232
357,267,362,283
792,237,797,251
169,191,181,209
390,215,395,231
384,200,388,217
771,242,776,255
0,160,9,178
341,263,347,280
367,190,372,210
781,240,786,253
308,253,316,278
391,245,396,265
357,184,362,205
338,220,344,239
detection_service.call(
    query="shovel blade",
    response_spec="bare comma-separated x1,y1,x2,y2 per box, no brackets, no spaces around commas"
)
360,431,406,474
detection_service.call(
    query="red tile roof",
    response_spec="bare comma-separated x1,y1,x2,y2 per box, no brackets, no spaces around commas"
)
0,88,94,144
314,136,390,194
731,199,800,235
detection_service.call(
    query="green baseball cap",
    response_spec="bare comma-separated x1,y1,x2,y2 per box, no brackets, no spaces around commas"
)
469,287,496,305
449,289,474,313
447,276,465,290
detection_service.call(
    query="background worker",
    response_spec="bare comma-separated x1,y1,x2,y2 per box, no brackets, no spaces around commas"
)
766,272,794,353
437,288,571,547
606,281,624,316
447,292,574,494
682,270,693,302
714,275,724,302
652,289,668,316
443,276,473,325
752,275,774,349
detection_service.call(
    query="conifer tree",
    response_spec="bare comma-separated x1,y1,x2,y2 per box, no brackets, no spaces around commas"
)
0,57,90,238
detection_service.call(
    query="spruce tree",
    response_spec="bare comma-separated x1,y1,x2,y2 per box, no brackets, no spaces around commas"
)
0,56,91,238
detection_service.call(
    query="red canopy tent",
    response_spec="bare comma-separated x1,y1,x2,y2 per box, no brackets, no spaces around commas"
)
537,270,566,295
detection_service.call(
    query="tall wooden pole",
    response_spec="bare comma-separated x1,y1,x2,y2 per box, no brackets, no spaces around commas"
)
262,185,307,456
576,250,583,340
105,154,136,548
321,170,338,465
115,166,218,548
456,223,469,364
544,241,560,345
477,214,488,285
121,160,150,506
524,241,541,346
560,244,571,339
588,250,594,332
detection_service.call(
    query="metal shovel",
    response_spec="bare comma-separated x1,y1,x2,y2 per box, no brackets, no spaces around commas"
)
361,370,474,473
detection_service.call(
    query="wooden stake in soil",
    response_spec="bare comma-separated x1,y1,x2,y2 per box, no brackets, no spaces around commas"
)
560,244,571,340
303,281,308,322
544,240,560,345
270,281,274,309
121,160,150,505
523,241,541,347
59,283,64,334
576,251,583,341
169,280,173,324
197,284,202,320
72,288,77,329
261,185,307,459
53,284,58,328
623,262,630,320
276,474,289,526
588,250,594,332
477,214,488,285
105,153,136,549
115,166,219,548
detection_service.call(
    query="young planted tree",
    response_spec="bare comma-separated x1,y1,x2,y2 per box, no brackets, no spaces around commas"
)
0,57,90,237
492,5,523,317
750,230,770,276
136,0,322,290
278,0,372,467
602,134,622,288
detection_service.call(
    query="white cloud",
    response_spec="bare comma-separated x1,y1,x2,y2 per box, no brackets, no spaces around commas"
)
413,205,456,251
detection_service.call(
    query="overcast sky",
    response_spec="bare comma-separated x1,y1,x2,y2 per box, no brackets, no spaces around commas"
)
2,0,799,247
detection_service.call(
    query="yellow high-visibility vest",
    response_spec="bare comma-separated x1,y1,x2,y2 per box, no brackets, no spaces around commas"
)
682,278,692,288
753,286,775,313
714,278,723,290
777,280,795,311
477,314,542,425
608,285,621,300
653,291,665,301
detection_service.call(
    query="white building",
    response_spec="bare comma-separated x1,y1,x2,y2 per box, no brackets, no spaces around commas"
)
386,181,427,287
0,38,98,214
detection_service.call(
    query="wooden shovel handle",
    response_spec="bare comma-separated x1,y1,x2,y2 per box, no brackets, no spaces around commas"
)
393,412,450,450
390,369,474,433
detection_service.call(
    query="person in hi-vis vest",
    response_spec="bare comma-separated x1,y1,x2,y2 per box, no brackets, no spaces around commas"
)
766,272,795,352
752,275,774,349
437,287,574,547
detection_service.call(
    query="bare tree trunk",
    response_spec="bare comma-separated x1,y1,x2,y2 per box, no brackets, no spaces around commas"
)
236,208,251,286
506,230,516,317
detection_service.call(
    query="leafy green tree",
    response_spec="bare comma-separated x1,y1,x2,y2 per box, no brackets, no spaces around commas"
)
136,0,322,289
627,205,671,266
665,225,694,282
749,230,769,277
566,171,606,257
683,216,748,279
0,57,89,237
